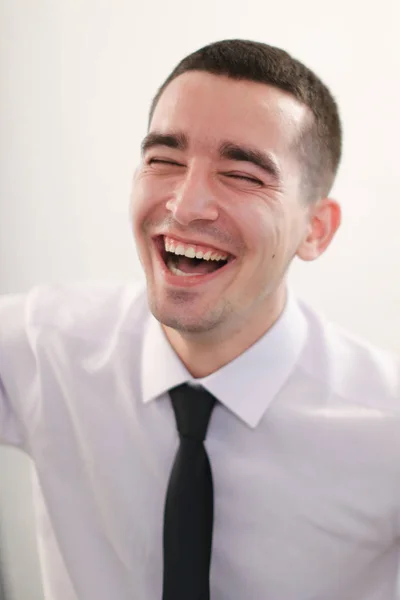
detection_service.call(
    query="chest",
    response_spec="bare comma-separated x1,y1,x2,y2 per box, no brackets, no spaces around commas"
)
29,378,399,599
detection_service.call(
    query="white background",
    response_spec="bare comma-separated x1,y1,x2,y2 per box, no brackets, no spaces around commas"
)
1,1,399,598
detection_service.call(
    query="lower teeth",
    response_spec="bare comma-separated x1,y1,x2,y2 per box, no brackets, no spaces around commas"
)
168,263,203,277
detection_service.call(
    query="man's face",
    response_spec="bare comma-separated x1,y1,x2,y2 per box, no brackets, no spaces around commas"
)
131,72,314,335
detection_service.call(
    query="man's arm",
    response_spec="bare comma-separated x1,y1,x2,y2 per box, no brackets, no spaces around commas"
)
0,293,31,449
0,294,31,600
0,542,9,600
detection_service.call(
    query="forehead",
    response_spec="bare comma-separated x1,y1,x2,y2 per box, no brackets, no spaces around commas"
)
150,71,308,155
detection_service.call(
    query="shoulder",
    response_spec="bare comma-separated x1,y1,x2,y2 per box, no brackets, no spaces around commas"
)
297,297,400,412
0,281,149,343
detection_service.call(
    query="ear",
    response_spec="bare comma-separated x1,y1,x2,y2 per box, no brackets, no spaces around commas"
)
296,197,341,261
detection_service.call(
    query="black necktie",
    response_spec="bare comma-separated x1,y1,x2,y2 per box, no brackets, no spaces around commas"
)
162,383,217,600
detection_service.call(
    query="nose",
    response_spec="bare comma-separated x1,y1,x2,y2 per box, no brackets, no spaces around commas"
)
165,167,219,226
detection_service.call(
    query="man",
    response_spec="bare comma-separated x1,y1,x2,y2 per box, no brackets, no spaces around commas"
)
0,38,399,600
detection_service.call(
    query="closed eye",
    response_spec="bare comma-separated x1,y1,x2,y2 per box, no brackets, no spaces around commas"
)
146,160,262,184
147,158,183,167
225,173,263,185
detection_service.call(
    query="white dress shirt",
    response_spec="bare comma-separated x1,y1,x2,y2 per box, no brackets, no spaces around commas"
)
1,282,400,600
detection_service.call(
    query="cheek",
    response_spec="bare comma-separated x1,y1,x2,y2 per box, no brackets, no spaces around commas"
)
239,203,294,264
239,205,279,253
130,176,162,234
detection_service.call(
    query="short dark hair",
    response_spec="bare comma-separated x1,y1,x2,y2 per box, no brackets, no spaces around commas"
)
149,39,342,202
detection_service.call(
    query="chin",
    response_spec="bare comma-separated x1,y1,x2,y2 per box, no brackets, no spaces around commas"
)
148,294,223,334
152,306,216,334
164,318,215,335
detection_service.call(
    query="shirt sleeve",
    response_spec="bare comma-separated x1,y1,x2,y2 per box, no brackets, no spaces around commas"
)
0,293,34,449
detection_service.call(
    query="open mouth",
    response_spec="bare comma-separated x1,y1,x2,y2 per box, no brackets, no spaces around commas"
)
154,235,234,278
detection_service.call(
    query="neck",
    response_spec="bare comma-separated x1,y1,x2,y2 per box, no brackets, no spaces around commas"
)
163,285,287,378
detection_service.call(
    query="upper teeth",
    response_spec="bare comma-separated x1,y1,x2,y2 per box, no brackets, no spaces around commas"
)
164,238,228,262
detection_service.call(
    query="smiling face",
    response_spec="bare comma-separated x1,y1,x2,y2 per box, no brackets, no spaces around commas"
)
131,71,338,337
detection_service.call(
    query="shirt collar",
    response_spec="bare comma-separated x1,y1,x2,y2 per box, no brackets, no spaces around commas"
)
141,287,308,428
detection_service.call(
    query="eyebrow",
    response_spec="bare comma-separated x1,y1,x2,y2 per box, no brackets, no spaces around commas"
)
141,131,281,182
219,142,281,181
141,132,188,154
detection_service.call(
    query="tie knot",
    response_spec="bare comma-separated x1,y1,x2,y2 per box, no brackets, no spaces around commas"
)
169,383,217,442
